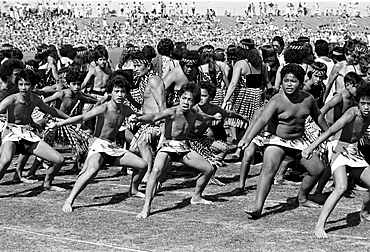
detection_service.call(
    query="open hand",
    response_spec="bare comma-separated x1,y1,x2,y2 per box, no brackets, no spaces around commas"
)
302,147,313,160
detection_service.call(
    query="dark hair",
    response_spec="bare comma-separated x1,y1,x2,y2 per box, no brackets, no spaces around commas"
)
0,59,24,82
344,72,364,89
16,68,40,87
66,69,85,84
215,48,225,62
142,45,156,62
240,38,255,49
330,46,345,62
157,38,174,57
280,63,305,84
178,82,201,104
25,59,39,71
272,36,285,49
284,41,309,64
226,44,237,63
106,74,130,94
94,45,109,61
343,39,357,55
180,50,199,67
199,80,216,100
247,48,263,67
175,41,187,51
11,48,23,60
356,80,370,102
315,39,329,57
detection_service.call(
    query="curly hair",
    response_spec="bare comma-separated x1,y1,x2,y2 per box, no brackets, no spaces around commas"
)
157,38,174,57
280,63,306,84
16,68,40,87
0,59,24,82
344,72,364,89
94,45,109,61
199,80,217,100
106,74,130,94
178,82,201,105
66,69,85,84
356,79,370,102
215,48,225,62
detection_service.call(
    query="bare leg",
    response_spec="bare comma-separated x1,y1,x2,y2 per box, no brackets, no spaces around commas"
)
28,141,65,191
298,153,324,208
352,167,370,221
137,152,171,219
313,164,332,201
232,143,257,195
314,166,347,238
246,145,285,219
13,154,30,183
26,157,43,179
181,151,214,204
136,139,153,183
0,142,16,180
62,153,104,213
274,157,293,185
115,151,147,198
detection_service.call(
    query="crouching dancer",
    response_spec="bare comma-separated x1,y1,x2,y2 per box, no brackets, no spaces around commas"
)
136,82,216,219
240,64,329,219
51,75,148,213
0,69,69,191
303,81,370,238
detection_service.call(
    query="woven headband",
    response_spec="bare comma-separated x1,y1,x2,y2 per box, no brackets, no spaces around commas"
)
0,46,13,51
312,68,326,77
355,45,368,53
289,45,305,50
133,58,149,65
332,51,343,56
202,47,214,53
181,58,198,65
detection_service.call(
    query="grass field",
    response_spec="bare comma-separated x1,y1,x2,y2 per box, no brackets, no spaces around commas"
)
0,148,369,252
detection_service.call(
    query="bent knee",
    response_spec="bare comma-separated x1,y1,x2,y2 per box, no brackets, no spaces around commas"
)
334,184,348,194
54,155,64,165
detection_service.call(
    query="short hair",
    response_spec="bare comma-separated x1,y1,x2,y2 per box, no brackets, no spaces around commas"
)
157,38,174,57
106,74,130,94
356,80,370,102
11,48,23,60
16,69,39,87
315,39,329,57
65,69,85,84
0,59,24,82
272,36,284,49
199,80,216,100
214,48,225,62
178,82,201,104
344,72,364,88
240,38,255,50
280,63,306,84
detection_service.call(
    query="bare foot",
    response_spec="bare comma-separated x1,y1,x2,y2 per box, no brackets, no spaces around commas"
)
43,184,66,192
245,209,262,220
136,209,150,219
62,200,73,213
20,177,38,184
360,212,370,222
274,178,284,185
314,226,328,238
299,199,320,208
190,197,214,205
128,191,145,198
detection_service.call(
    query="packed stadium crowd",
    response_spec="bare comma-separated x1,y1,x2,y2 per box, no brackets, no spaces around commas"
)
2,1,370,241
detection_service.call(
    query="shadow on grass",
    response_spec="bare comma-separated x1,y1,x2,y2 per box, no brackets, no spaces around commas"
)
261,196,299,218
150,197,192,216
0,181,73,198
75,192,130,210
325,211,362,234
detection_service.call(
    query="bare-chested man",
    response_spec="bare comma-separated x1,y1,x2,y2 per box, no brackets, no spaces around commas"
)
136,83,216,219
0,69,69,191
164,50,199,107
303,81,370,238
51,75,148,212
239,64,328,219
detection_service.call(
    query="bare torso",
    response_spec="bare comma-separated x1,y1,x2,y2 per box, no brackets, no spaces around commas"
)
163,106,198,141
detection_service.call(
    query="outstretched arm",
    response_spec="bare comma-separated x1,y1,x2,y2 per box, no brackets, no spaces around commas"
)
302,108,356,159
43,90,64,104
0,96,13,114
323,63,341,101
56,104,107,128
37,97,69,120
309,96,328,132
81,69,94,89
138,108,173,124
